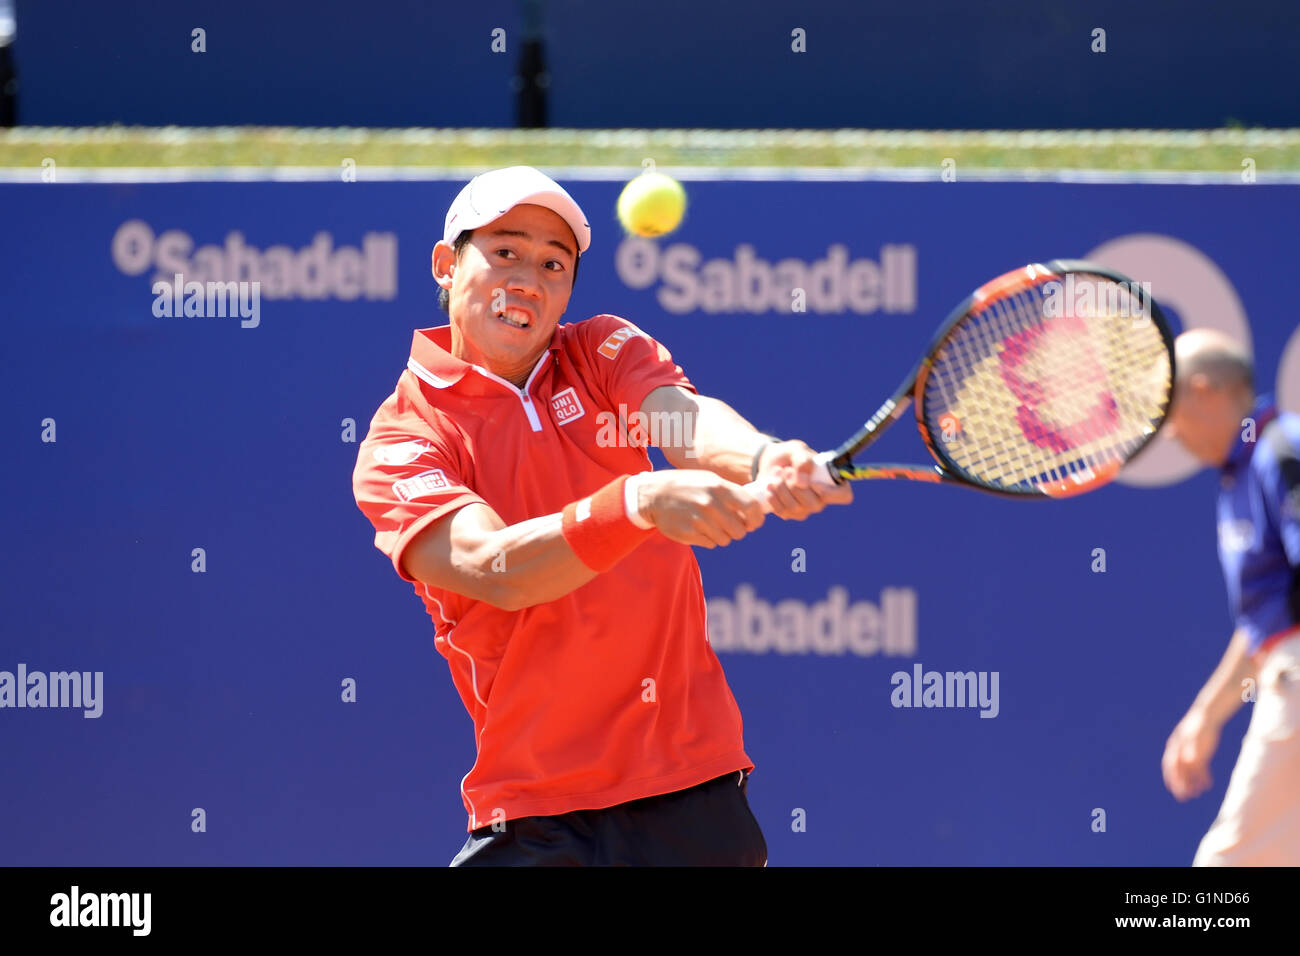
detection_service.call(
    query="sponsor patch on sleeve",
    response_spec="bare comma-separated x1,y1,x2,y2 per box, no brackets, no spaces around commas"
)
596,325,640,360
392,468,452,502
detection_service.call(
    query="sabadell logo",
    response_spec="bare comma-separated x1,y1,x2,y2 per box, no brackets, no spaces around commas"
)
615,237,917,316
110,220,398,301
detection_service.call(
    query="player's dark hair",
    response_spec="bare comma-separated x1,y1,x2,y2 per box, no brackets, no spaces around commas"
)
438,229,581,314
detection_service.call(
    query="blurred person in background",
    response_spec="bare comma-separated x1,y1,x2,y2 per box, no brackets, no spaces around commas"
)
1161,328,1300,865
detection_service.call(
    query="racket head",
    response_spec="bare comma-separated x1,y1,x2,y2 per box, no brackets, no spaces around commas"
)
910,259,1175,498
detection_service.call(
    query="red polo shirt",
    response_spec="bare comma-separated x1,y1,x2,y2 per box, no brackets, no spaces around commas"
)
353,313,752,830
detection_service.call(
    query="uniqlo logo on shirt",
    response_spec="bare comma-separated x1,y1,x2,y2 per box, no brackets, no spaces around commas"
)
551,387,585,425
392,468,451,502
597,326,638,360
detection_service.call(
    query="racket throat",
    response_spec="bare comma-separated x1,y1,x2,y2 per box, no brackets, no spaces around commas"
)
834,394,915,463
830,458,947,485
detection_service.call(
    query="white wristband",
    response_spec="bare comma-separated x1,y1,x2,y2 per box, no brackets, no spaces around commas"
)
623,471,654,530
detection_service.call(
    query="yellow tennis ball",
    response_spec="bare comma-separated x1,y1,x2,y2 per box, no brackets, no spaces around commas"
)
617,172,686,237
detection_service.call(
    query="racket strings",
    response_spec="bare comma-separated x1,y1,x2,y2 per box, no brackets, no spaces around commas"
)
959,308,1155,485
966,290,1050,481
922,275,1171,492
987,287,1126,483
960,287,1164,486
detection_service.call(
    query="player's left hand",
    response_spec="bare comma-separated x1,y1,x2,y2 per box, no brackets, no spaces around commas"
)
1161,709,1221,802
753,440,853,520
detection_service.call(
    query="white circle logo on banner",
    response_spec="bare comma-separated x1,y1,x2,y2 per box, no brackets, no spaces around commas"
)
1083,234,1253,488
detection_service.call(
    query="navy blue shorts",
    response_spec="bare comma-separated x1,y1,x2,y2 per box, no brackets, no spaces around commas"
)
450,770,768,867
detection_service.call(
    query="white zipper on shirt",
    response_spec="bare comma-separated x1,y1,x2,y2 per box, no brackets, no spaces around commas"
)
406,351,550,432
471,357,549,433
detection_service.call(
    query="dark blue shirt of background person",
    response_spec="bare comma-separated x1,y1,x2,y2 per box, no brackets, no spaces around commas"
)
1217,394,1300,656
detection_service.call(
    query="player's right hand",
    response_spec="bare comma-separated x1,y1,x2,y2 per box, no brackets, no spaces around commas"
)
754,440,854,519
637,470,765,549
1161,709,1221,802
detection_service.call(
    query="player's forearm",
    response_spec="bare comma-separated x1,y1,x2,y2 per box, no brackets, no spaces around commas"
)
671,394,769,483
1188,629,1257,728
476,513,601,610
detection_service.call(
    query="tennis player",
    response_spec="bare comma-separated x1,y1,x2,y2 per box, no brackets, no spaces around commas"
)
352,166,852,866
1160,328,1300,866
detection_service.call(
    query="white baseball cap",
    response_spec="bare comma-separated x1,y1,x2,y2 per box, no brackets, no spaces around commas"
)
443,166,591,255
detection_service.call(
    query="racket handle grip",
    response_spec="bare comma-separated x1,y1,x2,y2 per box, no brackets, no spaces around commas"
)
741,451,838,514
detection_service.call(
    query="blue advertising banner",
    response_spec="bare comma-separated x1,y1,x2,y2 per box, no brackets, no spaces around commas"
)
2,176,1298,865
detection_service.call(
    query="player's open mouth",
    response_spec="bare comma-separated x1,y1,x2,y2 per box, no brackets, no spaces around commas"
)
496,308,532,329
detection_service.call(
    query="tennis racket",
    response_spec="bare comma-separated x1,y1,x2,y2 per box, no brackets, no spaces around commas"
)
745,259,1175,502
